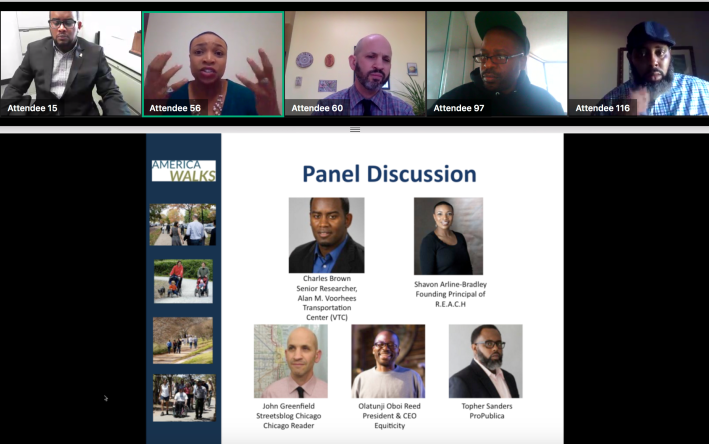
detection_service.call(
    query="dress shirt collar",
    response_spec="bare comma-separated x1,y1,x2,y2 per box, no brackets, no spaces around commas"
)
285,373,319,397
314,234,348,262
53,39,79,55
348,85,386,112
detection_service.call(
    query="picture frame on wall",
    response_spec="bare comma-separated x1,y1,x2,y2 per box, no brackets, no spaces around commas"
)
354,46,389,89
407,63,418,76
618,46,697,86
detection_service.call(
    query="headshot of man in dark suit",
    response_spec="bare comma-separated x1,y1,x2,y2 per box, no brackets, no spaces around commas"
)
289,198,364,273
1,11,130,116
449,324,520,398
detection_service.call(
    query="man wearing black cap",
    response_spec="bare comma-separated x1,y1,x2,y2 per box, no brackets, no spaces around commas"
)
596,21,708,115
429,11,565,116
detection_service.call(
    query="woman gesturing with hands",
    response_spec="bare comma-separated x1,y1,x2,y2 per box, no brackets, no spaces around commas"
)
236,48,280,116
144,31,280,116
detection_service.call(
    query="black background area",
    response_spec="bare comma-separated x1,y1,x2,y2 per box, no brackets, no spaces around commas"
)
562,132,709,441
12,134,148,440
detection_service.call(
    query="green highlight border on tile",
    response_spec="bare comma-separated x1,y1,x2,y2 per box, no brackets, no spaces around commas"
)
141,11,285,118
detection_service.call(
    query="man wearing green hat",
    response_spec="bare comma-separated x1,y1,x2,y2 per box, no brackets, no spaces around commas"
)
430,11,564,116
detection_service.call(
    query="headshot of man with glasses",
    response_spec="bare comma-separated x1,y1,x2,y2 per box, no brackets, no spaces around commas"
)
351,330,425,398
1,11,130,116
429,11,564,116
449,324,520,398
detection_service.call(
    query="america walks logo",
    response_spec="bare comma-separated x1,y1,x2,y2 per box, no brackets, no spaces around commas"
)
152,160,216,182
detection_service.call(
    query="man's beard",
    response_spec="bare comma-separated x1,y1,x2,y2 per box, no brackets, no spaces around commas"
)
476,348,502,372
355,62,388,91
630,59,674,100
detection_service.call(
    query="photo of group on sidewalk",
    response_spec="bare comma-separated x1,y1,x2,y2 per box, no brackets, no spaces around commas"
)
149,204,217,246
153,374,217,422
154,259,214,304
153,317,214,364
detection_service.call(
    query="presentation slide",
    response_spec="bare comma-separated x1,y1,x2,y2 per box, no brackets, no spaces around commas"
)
145,132,564,443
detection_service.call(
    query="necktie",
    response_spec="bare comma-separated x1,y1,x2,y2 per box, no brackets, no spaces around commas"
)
362,99,372,116
296,387,305,398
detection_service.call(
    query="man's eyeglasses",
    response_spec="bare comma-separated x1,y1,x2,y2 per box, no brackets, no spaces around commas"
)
473,53,524,65
48,19,77,29
474,341,506,349
373,342,398,350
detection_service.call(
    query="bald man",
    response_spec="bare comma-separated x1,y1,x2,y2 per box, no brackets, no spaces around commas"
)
312,34,414,116
261,327,328,398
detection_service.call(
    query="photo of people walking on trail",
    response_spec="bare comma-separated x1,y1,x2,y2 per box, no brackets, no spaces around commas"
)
149,203,217,246
154,259,214,304
153,317,213,364
153,374,217,422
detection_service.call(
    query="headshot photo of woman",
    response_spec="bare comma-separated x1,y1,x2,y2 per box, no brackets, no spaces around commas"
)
414,198,483,275
142,12,283,116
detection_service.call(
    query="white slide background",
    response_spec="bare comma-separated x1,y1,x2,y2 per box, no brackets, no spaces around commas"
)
222,133,563,443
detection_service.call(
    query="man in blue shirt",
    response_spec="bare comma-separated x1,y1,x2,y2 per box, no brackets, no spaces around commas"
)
595,21,709,115
186,213,205,246
289,198,365,273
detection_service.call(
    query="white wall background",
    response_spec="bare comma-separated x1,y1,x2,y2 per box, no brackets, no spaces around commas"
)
144,13,283,110
449,324,523,397
15,10,49,28
1,12,23,80
81,11,142,73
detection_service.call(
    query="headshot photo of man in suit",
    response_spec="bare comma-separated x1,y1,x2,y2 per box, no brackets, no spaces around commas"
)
289,198,365,274
1,11,130,116
449,324,521,398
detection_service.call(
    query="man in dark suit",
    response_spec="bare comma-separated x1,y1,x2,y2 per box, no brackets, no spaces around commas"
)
449,325,520,398
289,198,364,273
1,11,130,116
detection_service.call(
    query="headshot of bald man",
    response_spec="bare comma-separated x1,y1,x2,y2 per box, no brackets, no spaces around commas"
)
261,327,328,398
311,34,414,116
